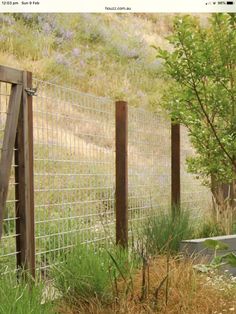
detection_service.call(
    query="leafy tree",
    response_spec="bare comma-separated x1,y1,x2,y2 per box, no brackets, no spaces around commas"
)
157,14,236,233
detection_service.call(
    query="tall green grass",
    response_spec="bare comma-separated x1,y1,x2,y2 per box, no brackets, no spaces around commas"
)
51,243,139,304
143,210,194,255
0,273,53,314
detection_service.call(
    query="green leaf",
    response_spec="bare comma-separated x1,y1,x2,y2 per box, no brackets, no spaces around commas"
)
222,253,236,267
211,255,224,266
204,239,229,251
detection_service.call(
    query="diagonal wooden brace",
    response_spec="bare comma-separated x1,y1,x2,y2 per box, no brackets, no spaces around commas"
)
0,84,22,240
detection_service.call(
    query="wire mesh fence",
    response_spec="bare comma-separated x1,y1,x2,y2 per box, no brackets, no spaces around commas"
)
180,126,212,219
33,79,116,277
128,107,171,234
0,82,19,274
0,75,213,277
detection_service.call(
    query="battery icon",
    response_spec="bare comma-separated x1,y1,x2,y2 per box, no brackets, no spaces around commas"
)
217,1,234,3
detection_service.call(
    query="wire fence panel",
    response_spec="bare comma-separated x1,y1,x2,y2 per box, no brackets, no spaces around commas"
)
180,126,212,219
0,74,213,277
127,109,212,233
0,82,19,274
128,108,171,234
33,79,115,277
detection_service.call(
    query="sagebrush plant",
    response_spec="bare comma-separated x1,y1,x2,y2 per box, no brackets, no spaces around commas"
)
143,209,194,255
0,273,53,314
51,243,139,303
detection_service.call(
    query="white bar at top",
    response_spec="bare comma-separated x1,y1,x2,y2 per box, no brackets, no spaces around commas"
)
0,0,236,13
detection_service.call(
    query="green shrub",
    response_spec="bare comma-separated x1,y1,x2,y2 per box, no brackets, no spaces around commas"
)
194,218,225,239
0,274,53,314
143,210,194,255
52,244,138,303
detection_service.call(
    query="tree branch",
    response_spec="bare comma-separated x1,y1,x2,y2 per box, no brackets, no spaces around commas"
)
177,32,236,170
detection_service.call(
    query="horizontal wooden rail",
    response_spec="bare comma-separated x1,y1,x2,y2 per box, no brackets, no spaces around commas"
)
0,65,23,85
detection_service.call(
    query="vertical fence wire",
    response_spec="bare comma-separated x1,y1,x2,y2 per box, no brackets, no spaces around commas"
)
0,82,19,274
32,79,115,277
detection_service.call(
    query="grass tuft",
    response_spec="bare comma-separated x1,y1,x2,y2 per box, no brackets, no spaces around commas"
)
0,273,53,314
143,210,194,255
194,217,225,239
51,243,139,305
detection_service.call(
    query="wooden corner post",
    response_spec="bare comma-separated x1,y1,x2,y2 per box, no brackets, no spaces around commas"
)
115,101,128,248
15,71,35,277
171,122,180,217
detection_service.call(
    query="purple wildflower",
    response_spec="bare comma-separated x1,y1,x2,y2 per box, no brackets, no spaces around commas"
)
42,22,53,35
58,28,74,41
72,48,80,57
0,14,15,25
55,53,70,67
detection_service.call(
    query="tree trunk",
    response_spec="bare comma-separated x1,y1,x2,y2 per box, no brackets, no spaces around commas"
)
211,176,236,235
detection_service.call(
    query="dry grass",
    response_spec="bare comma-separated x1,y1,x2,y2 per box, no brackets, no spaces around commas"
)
58,255,236,314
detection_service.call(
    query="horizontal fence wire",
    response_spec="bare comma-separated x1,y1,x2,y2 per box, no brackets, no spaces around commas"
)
128,107,171,236
0,82,19,275
33,79,115,277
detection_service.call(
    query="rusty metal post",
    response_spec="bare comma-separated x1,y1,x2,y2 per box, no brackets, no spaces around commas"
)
115,101,128,248
15,71,35,277
171,122,180,217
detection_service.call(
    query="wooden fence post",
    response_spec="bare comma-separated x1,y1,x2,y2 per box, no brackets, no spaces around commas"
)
15,71,35,277
115,101,128,248
171,122,180,217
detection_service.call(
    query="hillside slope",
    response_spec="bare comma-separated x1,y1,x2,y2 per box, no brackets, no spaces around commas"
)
0,13,176,109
